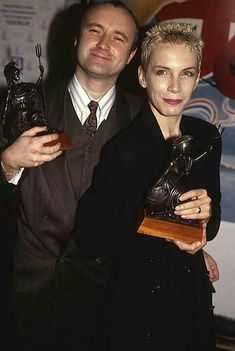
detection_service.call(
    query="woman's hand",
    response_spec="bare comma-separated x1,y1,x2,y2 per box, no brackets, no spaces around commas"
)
168,223,207,254
174,188,211,222
167,189,212,254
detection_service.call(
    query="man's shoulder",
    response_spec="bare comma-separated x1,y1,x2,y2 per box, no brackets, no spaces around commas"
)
116,86,143,117
101,104,153,158
44,81,68,100
116,86,142,104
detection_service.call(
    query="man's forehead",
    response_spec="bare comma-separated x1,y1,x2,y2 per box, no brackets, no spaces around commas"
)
83,4,134,29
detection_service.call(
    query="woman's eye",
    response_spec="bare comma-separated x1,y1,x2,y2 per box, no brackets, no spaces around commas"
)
183,71,194,77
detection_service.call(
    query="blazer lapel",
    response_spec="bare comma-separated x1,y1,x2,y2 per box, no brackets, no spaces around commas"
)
104,88,135,136
41,84,77,225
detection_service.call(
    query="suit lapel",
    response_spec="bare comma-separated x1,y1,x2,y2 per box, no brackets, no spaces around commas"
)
39,86,140,242
41,85,77,224
103,88,134,137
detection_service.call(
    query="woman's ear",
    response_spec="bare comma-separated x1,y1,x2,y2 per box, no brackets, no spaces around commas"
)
138,65,147,88
74,37,77,47
193,71,200,91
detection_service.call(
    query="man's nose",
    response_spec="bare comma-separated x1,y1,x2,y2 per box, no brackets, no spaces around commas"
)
96,34,110,49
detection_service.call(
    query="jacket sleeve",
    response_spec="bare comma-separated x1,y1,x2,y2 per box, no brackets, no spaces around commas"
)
204,126,222,240
0,96,19,197
189,123,222,241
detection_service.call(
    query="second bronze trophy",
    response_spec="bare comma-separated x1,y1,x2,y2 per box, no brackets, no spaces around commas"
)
137,134,214,243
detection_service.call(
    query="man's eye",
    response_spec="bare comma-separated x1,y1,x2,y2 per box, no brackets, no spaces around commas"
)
114,36,125,42
89,28,100,34
156,70,167,76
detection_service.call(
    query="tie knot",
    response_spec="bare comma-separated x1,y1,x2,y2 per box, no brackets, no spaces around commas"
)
88,100,98,114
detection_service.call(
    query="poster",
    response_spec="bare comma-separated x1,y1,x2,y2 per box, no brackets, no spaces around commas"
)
0,0,65,84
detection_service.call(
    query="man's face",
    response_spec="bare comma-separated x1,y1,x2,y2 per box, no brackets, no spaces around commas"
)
75,4,136,82
138,43,200,119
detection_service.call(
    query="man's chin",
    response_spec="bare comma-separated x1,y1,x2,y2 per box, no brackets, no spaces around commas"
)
85,65,118,79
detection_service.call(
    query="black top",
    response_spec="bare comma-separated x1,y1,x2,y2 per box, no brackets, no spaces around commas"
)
73,102,222,350
74,102,222,260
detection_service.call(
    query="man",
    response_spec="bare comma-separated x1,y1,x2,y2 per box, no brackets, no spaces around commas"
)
0,2,218,350
0,2,140,349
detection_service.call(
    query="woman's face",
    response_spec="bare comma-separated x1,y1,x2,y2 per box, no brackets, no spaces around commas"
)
138,43,200,119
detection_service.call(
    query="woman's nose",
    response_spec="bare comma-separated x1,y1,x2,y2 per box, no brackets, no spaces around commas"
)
168,77,182,93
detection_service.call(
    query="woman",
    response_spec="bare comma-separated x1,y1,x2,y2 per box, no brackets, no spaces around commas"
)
73,23,221,350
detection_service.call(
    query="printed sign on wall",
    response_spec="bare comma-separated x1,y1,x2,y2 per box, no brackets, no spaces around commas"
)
0,0,65,84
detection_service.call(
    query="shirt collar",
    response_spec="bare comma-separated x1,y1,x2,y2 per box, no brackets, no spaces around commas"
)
68,74,116,126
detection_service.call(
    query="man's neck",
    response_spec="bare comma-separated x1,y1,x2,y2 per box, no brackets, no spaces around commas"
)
75,69,117,100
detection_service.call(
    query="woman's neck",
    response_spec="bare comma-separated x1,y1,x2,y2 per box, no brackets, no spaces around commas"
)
149,102,182,140
155,114,182,140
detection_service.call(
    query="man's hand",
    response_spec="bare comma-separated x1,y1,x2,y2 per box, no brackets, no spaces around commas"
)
203,250,219,283
1,126,62,179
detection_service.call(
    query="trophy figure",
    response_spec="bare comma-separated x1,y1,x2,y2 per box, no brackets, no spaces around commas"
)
1,44,72,150
137,135,211,243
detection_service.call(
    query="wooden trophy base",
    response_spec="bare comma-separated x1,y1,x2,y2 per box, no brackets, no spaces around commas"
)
137,209,203,243
44,131,73,150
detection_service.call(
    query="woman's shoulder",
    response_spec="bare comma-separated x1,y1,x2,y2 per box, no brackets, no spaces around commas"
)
182,115,222,157
182,115,221,138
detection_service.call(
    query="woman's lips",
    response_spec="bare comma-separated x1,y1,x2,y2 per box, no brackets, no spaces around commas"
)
163,99,183,105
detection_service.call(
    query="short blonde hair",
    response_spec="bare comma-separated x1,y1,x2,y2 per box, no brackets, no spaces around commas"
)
141,22,204,72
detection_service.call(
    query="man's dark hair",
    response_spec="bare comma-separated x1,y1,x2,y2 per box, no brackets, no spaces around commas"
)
76,0,139,51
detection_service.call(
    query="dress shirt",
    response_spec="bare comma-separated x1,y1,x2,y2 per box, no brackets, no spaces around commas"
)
68,74,115,128
8,168,23,184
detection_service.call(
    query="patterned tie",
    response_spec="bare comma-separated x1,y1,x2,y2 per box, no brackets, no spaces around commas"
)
83,100,98,137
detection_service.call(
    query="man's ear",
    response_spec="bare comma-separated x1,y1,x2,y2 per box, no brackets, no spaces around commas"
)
127,48,137,65
138,65,146,88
